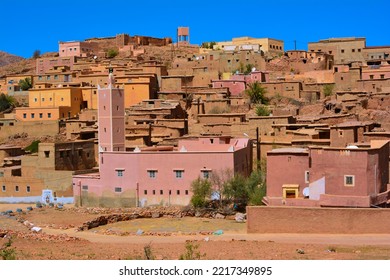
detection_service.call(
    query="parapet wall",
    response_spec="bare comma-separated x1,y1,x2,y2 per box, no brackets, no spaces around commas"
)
247,206,390,234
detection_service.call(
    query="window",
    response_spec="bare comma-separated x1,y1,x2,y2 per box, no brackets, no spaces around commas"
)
152,190,156,195
116,170,124,177
23,113,26,119
26,186,31,193
176,190,180,195
34,98,37,102
148,170,157,178
47,76,50,80
82,185,88,191
370,75,374,80
329,51,332,54
31,113,35,119
15,186,19,192
305,171,310,183
39,113,43,118
2,185,5,192
175,170,184,178
0,172,3,177
54,75,58,80
185,190,189,195
380,74,385,79
44,151,50,158
38,76,42,81
160,190,163,195
144,190,147,195
48,113,51,118
61,97,64,101
344,175,355,186
201,170,211,179
341,49,345,53
114,187,122,193
358,49,361,52
352,49,355,52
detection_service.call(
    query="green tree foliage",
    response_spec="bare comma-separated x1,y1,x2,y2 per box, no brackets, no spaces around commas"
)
244,64,254,75
190,178,212,208
246,169,267,206
255,105,271,116
201,42,216,49
32,50,41,59
245,82,268,104
323,84,334,97
107,48,119,58
18,78,32,91
223,173,247,203
0,93,16,112
25,140,40,153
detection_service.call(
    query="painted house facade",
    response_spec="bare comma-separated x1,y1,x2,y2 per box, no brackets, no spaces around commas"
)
264,140,390,208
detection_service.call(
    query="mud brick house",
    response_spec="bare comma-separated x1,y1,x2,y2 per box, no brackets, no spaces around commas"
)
264,140,390,207
72,75,253,207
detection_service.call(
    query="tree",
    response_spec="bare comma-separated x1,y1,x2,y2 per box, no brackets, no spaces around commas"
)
323,84,334,97
223,173,247,204
244,63,254,75
32,50,41,59
18,78,32,91
245,81,268,104
107,48,119,59
246,169,267,206
0,93,16,112
190,178,212,208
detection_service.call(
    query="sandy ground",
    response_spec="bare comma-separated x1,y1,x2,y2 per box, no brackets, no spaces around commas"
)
1,204,390,260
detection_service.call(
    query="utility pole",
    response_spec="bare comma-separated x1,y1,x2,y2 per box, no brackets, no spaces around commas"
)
256,127,261,170
294,40,297,51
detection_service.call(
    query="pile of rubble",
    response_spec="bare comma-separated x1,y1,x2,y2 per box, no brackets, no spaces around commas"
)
0,229,82,242
77,206,245,231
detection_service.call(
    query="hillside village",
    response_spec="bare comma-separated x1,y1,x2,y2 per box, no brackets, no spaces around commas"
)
1,28,390,210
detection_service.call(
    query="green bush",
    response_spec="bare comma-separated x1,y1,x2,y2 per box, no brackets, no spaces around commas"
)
107,49,119,58
190,178,212,208
255,105,270,116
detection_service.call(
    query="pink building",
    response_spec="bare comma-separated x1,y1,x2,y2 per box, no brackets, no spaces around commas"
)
212,71,268,96
59,41,99,58
72,75,253,207
212,80,246,96
264,141,390,208
361,65,390,80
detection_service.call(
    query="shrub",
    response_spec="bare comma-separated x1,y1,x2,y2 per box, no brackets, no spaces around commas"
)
190,178,212,208
255,105,270,116
107,49,119,58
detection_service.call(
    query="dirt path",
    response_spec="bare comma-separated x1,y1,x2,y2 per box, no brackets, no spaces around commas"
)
42,227,390,246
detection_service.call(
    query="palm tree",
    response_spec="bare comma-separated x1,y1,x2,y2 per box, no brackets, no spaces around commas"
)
245,81,268,104
18,78,32,91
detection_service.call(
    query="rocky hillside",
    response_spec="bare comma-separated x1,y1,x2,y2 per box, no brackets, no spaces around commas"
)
0,51,24,67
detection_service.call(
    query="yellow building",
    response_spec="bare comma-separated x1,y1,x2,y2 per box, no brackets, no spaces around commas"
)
213,37,284,54
15,87,84,121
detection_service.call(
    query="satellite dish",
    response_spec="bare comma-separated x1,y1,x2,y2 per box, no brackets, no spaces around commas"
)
303,187,310,197
251,67,256,72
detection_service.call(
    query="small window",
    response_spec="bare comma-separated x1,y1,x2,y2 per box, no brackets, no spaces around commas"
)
344,175,355,186
42,98,45,101
358,49,361,52
82,185,88,191
370,75,374,80
352,49,355,52
153,190,156,195
116,170,124,177
160,190,163,195
341,49,345,53
39,113,43,118
61,97,64,101
2,185,5,192
305,171,310,183
48,113,51,118
23,113,27,119
175,170,184,178
201,170,211,179
176,190,180,195
44,151,50,158
34,98,37,102
148,170,157,178
26,186,31,193
15,186,19,192
114,187,122,193
31,113,35,119
185,190,189,195
380,74,385,79
144,190,147,195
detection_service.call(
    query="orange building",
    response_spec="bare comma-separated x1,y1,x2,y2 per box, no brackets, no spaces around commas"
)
15,87,84,121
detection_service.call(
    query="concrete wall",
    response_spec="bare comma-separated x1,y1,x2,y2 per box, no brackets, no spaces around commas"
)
247,206,390,234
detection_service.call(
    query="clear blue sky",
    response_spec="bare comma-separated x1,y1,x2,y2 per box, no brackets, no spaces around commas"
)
2,0,390,58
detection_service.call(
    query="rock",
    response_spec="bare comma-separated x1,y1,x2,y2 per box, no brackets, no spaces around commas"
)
214,213,225,219
296,249,305,254
31,227,42,233
151,212,160,218
235,212,246,222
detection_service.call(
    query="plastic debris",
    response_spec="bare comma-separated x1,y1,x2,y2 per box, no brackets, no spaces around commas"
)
136,229,143,235
31,227,42,233
213,229,224,235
